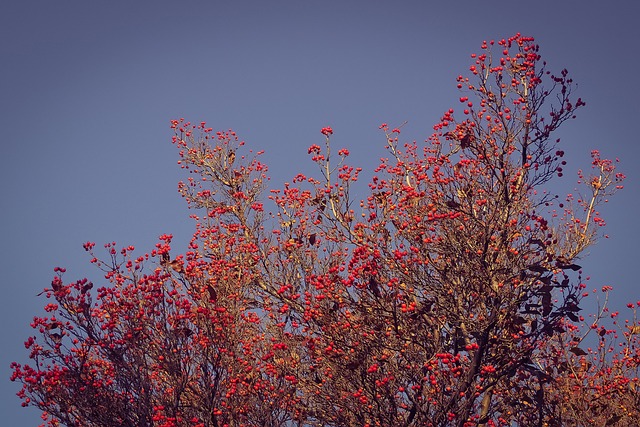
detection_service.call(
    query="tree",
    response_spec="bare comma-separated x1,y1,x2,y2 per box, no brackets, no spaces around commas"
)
11,33,636,427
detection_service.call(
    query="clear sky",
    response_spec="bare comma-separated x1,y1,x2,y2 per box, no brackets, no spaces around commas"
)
2,1,638,424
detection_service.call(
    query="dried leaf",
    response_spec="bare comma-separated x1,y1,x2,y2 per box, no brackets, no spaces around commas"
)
562,263,581,271
168,260,183,273
528,264,547,273
446,199,460,209
626,325,640,335
207,284,217,302
606,414,622,426
542,293,552,316
569,347,587,356
368,277,381,298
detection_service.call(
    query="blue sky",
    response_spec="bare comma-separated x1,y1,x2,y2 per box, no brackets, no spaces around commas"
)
2,1,639,424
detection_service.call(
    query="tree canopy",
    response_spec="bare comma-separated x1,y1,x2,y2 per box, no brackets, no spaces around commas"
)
11,34,638,427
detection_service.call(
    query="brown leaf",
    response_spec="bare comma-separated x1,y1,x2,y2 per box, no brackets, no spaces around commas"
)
174,327,193,338
345,360,361,370
368,277,381,298
542,293,552,316
566,302,581,312
168,260,183,273
606,414,622,426
569,347,587,356
446,199,460,209
460,132,475,149
529,238,546,248
207,284,217,302
626,325,640,335
528,264,548,273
